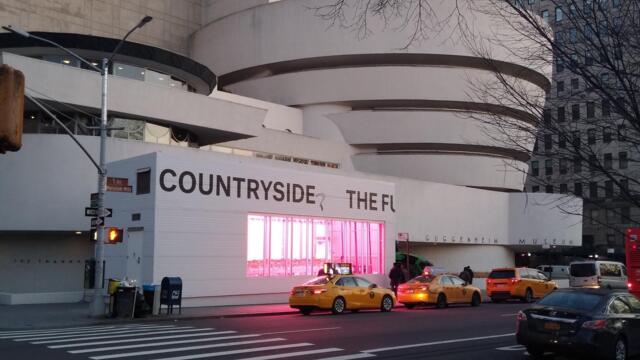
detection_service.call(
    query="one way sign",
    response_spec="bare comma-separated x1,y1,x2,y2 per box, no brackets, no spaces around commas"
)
90,217,105,227
85,207,112,217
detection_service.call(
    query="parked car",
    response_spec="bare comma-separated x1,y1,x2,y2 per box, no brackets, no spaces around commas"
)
397,274,482,309
516,288,640,360
486,267,557,303
289,275,396,315
569,261,628,289
537,265,569,279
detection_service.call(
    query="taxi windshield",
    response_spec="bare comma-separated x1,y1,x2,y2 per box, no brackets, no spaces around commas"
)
303,276,330,286
407,275,435,284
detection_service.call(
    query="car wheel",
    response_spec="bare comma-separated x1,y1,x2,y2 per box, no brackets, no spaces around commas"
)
404,303,416,309
471,292,481,307
613,337,627,360
299,307,312,316
526,345,544,359
331,297,346,314
381,295,393,312
521,288,533,303
436,293,447,309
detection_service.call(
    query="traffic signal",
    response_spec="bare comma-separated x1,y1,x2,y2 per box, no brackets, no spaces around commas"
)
0,64,25,153
107,227,123,243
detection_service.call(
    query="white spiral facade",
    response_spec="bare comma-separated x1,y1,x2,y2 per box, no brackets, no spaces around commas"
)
192,0,549,191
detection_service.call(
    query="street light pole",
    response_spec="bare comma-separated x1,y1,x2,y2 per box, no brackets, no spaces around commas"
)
92,56,109,316
3,17,152,317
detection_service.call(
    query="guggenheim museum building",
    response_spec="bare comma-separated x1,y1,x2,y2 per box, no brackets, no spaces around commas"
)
0,0,582,305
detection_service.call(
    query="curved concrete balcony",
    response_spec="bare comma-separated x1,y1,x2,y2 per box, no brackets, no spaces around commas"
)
225,66,544,123
353,153,528,191
330,110,535,158
192,0,550,83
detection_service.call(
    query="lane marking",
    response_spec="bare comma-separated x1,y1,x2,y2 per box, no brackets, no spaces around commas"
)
496,345,526,351
235,348,344,360
69,333,252,353
13,325,183,341
260,327,341,335
361,333,516,353
315,353,377,360
89,338,286,360
48,331,237,349
147,343,314,360
33,328,212,344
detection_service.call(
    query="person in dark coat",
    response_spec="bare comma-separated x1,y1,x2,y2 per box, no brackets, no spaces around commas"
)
465,266,475,284
459,267,472,284
389,262,404,295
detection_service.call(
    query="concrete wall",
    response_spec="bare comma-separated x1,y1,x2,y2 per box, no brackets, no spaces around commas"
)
1,53,265,144
0,233,92,303
190,0,548,191
411,243,515,278
0,0,202,56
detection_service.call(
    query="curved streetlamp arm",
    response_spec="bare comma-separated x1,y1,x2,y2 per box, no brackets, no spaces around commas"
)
107,15,153,65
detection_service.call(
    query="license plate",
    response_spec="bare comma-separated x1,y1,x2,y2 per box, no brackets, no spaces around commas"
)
544,322,561,330
406,289,414,293
295,291,305,297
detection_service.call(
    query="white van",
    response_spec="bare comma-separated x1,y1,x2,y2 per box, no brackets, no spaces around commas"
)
537,265,569,279
569,261,628,289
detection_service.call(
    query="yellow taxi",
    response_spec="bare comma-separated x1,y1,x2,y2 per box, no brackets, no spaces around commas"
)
289,274,396,315
486,267,557,303
397,272,483,309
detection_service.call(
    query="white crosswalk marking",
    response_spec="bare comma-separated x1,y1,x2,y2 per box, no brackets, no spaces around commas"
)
148,343,314,360
3,323,371,360
0,325,149,336
48,331,233,349
14,325,183,341
236,348,345,360
89,338,287,360
315,354,377,360
32,328,212,344
0,326,119,338
68,333,253,353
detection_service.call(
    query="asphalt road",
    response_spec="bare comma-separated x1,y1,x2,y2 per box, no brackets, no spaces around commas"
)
0,302,608,360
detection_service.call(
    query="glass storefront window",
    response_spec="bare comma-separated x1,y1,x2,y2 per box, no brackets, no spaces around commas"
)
247,214,384,277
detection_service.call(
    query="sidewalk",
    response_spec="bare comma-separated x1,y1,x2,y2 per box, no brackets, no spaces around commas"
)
0,291,495,331
0,302,298,331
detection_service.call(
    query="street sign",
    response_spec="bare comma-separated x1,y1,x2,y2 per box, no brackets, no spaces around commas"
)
90,192,98,208
107,177,133,192
85,207,112,217
90,217,105,227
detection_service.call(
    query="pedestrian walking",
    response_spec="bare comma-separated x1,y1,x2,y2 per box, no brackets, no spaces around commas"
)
389,262,404,295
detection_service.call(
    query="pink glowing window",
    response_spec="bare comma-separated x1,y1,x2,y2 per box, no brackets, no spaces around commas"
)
246,214,384,277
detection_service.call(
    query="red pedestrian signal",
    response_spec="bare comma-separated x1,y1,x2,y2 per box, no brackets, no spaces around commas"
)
0,64,25,153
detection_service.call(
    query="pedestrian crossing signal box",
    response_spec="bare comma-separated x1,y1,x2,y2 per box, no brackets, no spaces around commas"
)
90,228,123,243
